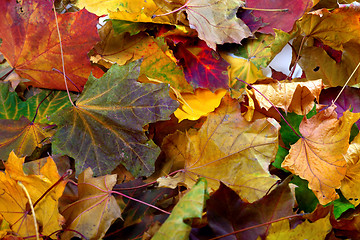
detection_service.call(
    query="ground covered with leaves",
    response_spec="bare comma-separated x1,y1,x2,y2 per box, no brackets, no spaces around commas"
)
1,0,360,239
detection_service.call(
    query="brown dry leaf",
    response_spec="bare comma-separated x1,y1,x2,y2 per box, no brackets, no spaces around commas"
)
282,106,360,205
251,79,323,115
162,96,280,202
341,133,360,206
61,168,121,240
0,151,66,238
185,0,252,50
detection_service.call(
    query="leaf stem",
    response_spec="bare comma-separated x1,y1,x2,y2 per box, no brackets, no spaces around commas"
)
241,6,289,12
18,181,39,240
209,213,304,240
52,68,82,92
287,35,306,80
32,169,72,208
52,1,75,107
152,0,190,18
111,190,171,215
237,78,302,138
333,61,360,105
31,90,53,123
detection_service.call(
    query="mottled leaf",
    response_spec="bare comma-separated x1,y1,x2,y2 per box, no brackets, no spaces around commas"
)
0,0,103,91
174,41,229,91
0,117,54,160
52,61,179,177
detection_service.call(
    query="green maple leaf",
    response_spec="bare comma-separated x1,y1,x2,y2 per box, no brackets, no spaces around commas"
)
51,60,179,177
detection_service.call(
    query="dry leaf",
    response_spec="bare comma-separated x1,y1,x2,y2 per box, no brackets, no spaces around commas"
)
282,106,360,204
162,96,280,202
61,168,121,240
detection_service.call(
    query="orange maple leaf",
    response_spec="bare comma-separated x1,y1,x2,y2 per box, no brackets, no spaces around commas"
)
282,106,360,204
0,0,103,92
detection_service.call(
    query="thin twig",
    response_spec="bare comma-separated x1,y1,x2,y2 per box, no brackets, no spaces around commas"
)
31,90,53,123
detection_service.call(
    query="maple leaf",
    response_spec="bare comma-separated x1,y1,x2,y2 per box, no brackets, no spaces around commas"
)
245,0,313,34
61,168,121,240
0,116,54,160
52,61,179,177
103,0,177,24
341,133,360,206
174,88,227,122
156,0,252,50
93,22,192,92
0,82,73,124
282,106,360,205
0,0,103,92
162,96,280,202
250,79,323,115
152,178,208,240
221,53,265,87
266,214,332,240
206,178,294,240
0,152,66,237
174,41,230,91
235,30,296,69
296,7,360,87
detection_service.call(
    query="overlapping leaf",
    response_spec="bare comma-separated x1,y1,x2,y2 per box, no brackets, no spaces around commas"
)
0,116,54,160
174,41,230,91
93,22,192,92
0,0,103,91
0,152,66,237
246,0,312,34
152,178,208,240
341,133,360,206
162,96,280,202
296,7,360,87
0,83,73,124
282,106,360,204
251,79,323,115
52,61,179,177
266,214,332,240
174,88,227,122
207,178,294,240
61,168,121,240
184,0,252,50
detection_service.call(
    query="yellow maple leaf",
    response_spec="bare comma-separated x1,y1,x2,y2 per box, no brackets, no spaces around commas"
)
174,88,227,122
282,106,360,205
0,151,66,238
163,96,280,202
266,214,331,240
341,133,360,206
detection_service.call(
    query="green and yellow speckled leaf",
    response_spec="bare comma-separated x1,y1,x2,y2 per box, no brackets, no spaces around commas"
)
51,60,179,177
